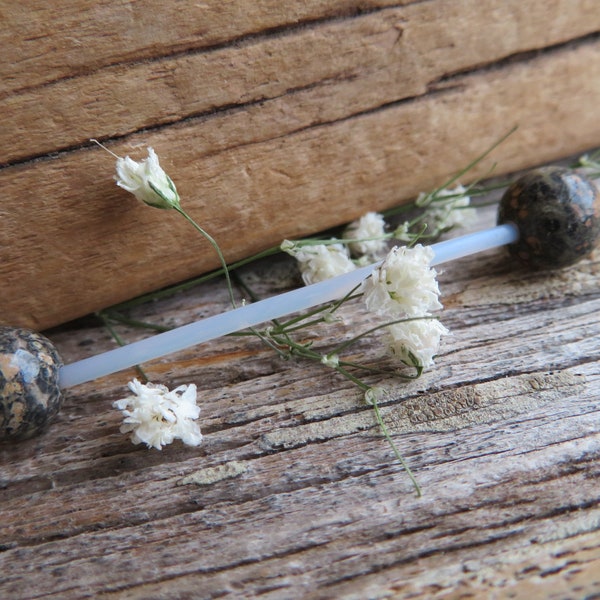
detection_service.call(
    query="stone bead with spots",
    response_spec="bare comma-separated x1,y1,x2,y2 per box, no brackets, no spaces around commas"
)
0,327,63,441
498,167,600,269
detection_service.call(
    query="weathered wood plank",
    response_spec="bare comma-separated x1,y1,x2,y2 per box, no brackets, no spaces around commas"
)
0,0,404,96
4,0,599,164
0,200,599,598
3,38,600,330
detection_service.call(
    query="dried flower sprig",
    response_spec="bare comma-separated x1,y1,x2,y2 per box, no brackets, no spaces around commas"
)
279,187,473,285
95,132,517,489
92,141,238,310
222,240,447,497
102,173,496,314
114,379,202,450
280,240,357,285
343,211,389,261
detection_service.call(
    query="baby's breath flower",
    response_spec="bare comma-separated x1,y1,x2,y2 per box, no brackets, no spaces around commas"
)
362,244,442,317
113,378,202,450
575,152,600,180
323,311,343,324
321,353,340,367
364,386,386,406
419,185,477,234
384,318,449,368
280,239,296,252
343,212,388,260
116,147,180,210
393,221,413,243
283,242,356,285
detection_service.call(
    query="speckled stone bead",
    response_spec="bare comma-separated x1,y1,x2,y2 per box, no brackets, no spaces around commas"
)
0,327,63,441
498,167,600,269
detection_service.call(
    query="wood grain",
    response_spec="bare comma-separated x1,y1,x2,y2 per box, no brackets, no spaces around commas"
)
3,13,599,597
0,0,405,96
3,0,599,165
3,36,600,330
0,199,599,598
2,0,600,329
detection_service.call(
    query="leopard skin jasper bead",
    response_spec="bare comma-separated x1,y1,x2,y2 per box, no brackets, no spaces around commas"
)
498,167,600,269
0,327,63,441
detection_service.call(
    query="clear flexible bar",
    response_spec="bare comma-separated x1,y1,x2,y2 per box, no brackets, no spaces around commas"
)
430,222,518,264
59,223,518,388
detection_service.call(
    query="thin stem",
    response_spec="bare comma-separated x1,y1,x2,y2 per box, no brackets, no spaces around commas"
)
385,126,517,219
332,365,421,496
432,125,517,194
96,312,149,382
370,393,422,496
99,311,171,333
231,271,291,358
275,287,362,331
336,358,420,380
174,206,237,309
280,316,329,333
112,246,283,311
275,302,338,331
330,315,441,357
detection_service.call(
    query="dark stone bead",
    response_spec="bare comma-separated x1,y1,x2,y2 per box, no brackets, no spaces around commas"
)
498,167,600,269
0,327,63,441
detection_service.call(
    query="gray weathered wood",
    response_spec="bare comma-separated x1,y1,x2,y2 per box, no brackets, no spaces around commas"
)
1,197,599,598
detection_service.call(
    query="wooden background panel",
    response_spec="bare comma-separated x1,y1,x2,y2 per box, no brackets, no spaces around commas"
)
0,0,404,95
3,0,599,165
3,37,600,330
2,0,600,330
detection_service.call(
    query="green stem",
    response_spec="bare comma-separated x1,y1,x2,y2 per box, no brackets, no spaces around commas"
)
280,316,329,333
230,271,291,358
431,125,517,195
370,392,422,496
174,206,237,309
331,364,421,496
275,288,362,331
99,312,170,333
336,358,420,380
96,312,149,382
330,315,440,357
111,245,283,311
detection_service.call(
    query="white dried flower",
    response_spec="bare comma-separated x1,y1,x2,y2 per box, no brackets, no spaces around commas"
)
393,221,413,243
364,386,387,406
280,239,296,252
283,242,356,285
575,153,600,182
362,244,442,317
321,353,340,367
384,318,449,368
419,185,477,234
115,147,180,210
343,212,388,260
323,311,343,324
113,379,202,450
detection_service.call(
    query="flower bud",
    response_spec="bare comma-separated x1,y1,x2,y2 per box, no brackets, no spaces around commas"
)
116,147,180,210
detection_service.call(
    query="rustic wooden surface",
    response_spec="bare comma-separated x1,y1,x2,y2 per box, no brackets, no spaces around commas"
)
2,0,600,329
1,188,599,598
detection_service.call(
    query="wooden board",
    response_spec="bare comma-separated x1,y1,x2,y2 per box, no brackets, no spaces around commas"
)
2,0,600,329
0,196,599,598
